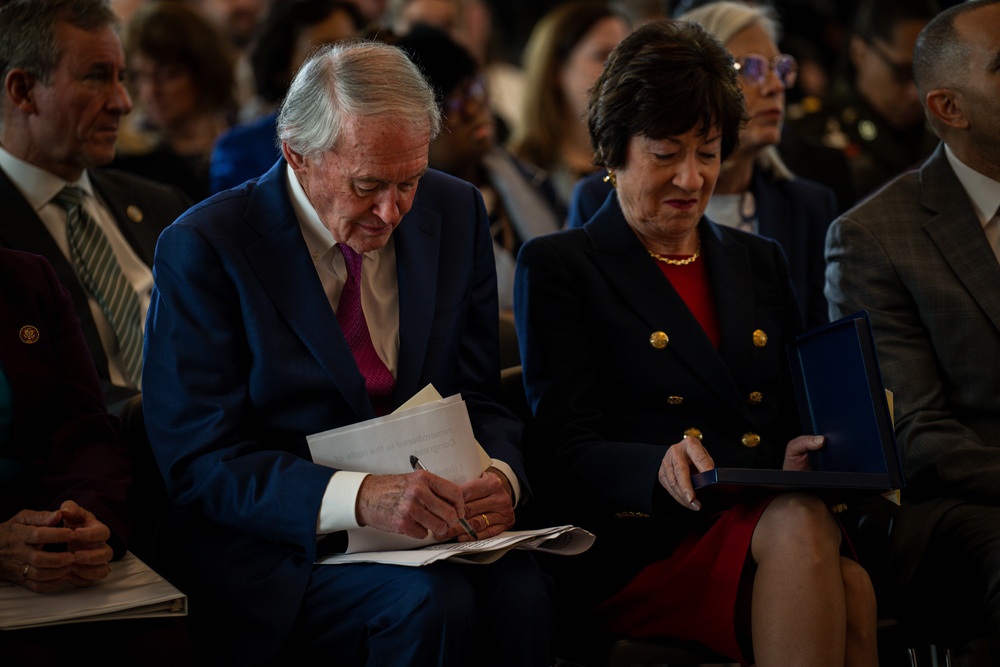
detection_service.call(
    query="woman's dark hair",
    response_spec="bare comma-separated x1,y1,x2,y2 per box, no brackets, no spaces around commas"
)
589,18,746,169
251,0,365,104
124,1,236,115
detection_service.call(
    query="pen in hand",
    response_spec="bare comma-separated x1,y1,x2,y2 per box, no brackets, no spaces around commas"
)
409,455,479,540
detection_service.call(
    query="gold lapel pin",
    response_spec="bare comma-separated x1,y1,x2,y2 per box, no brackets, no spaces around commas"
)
126,205,143,223
19,325,40,344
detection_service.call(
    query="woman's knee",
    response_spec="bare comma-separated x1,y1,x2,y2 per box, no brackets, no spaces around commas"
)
753,494,841,563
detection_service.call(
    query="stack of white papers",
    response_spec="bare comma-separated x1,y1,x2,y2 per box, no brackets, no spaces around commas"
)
317,525,595,567
307,385,595,564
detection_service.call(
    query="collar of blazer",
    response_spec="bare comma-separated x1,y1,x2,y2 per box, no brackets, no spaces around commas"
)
919,143,1000,335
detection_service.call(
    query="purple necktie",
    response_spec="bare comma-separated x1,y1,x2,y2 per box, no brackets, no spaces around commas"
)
336,244,395,415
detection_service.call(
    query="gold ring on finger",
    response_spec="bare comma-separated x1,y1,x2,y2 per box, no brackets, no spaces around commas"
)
481,513,490,527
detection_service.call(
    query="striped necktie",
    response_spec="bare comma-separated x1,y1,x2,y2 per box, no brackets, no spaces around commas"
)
52,187,143,387
336,244,395,415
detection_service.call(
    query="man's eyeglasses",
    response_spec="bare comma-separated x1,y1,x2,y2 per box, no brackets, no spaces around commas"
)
865,39,913,84
445,74,488,118
733,54,798,88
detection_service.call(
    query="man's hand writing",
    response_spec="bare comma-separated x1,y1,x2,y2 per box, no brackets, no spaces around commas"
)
457,467,515,541
355,472,467,540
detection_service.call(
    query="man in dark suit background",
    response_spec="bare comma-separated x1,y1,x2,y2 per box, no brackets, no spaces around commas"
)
825,0,1000,658
0,0,189,403
142,39,552,665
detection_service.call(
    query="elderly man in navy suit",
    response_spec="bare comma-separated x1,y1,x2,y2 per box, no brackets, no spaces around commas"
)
826,0,1000,658
142,39,552,665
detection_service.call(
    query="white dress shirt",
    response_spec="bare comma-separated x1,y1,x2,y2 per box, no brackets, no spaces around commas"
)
0,147,153,389
286,166,519,537
945,144,1000,264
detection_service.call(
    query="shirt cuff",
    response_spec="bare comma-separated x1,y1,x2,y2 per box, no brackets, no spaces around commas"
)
316,470,371,534
490,458,521,507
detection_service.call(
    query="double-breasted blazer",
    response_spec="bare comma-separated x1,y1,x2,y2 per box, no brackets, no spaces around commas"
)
515,193,804,598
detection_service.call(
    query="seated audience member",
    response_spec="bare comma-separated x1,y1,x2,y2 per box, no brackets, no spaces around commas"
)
568,1,837,329
193,0,267,109
112,1,237,203
387,0,460,36
396,24,564,313
515,19,876,666
0,249,189,665
785,0,940,201
209,0,363,194
345,0,390,27
385,0,522,142
0,0,190,404
507,1,630,205
825,0,1000,659
143,40,552,665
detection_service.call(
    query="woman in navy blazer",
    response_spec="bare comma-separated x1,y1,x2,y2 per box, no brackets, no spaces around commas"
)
516,20,876,666
567,1,837,330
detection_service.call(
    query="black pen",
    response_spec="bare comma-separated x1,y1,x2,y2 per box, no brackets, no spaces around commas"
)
409,455,479,540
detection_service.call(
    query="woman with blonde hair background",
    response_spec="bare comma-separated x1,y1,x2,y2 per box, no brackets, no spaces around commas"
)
507,1,629,205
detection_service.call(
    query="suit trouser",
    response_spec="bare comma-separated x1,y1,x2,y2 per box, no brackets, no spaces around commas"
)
895,501,1000,659
276,550,554,667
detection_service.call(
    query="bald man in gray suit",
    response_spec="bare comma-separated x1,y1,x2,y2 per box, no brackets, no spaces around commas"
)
825,1,1000,658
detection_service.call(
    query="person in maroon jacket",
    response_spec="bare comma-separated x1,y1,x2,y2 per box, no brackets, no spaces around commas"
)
0,248,129,592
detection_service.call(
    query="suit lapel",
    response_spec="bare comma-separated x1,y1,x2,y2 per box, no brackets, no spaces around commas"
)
585,198,750,416
920,147,1000,335
393,201,441,400
241,161,373,419
88,170,160,265
0,169,111,376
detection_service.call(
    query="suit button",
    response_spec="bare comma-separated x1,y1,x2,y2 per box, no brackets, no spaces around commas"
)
649,331,669,349
684,427,703,441
741,432,761,448
747,391,763,405
752,329,768,347
667,395,684,406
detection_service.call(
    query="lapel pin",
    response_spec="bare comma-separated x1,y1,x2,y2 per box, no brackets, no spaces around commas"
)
126,205,143,223
19,325,40,344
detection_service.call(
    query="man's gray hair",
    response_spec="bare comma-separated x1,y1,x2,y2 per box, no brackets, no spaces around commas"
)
277,39,442,158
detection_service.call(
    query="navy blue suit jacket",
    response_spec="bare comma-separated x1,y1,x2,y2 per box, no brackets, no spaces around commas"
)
0,249,130,556
143,159,525,660
515,196,803,600
566,168,837,329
